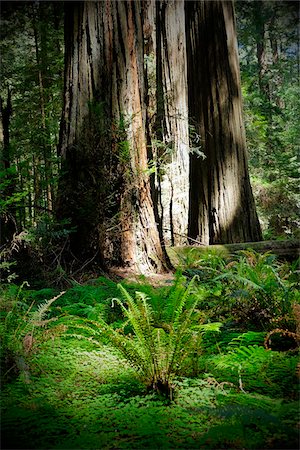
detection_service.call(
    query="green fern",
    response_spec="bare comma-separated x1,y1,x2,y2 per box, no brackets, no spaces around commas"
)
213,250,294,329
65,276,222,397
209,344,298,397
227,331,266,349
1,290,65,380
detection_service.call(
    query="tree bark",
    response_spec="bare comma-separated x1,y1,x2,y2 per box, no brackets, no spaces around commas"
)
155,0,190,246
253,4,275,107
57,1,166,273
0,90,12,171
186,0,262,245
143,0,190,247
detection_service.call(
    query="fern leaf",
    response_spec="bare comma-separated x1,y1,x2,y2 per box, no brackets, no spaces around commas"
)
31,291,65,325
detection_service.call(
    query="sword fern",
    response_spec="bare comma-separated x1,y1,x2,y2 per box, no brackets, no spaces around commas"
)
71,276,221,397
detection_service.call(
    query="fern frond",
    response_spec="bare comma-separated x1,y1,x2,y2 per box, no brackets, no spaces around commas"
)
166,293,201,375
31,291,65,325
115,287,154,357
228,331,266,349
172,276,199,330
112,287,159,377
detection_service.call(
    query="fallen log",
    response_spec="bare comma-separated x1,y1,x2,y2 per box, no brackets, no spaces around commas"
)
167,239,299,265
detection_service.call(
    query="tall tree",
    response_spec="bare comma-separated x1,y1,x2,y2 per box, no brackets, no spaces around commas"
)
0,1,64,230
186,0,262,244
154,0,190,246
236,0,299,238
0,88,17,244
143,0,190,247
31,2,55,213
57,1,166,273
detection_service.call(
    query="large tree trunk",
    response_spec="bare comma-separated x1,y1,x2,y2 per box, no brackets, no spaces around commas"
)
186,0,262,244
144,0,190,246
155,0,190,246
57,1,166,273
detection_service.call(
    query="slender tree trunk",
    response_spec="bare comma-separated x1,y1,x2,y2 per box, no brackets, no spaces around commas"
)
186,0,262,244
16,157,26,229
268,10,285,109
0,90,12,170
32,4,53,213
32,154,41,224
252,2,272,103
0,90,17,243
57,1,166,273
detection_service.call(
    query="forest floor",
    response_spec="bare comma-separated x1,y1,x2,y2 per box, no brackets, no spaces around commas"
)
1,250,299,449
109,266,175,286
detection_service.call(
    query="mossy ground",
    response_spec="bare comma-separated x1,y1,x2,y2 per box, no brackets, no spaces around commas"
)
2,337,298,450
1,255,299,449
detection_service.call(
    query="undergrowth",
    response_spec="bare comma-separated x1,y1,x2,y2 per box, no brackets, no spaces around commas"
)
1,251,299,449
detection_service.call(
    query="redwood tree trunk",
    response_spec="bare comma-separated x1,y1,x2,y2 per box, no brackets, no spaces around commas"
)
57,1,166,273
143,0,190,246
186,0,262,244
155,0,190,246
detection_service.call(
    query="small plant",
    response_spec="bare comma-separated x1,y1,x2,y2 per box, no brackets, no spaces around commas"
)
206,344,298,398
215,250,296,330
65,276,221,398
0,284,65,381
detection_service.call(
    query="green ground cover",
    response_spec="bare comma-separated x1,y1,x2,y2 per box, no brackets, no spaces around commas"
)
1,251,299,449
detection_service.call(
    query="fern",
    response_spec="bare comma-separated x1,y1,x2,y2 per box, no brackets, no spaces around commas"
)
209,344,298,397
211,250,295,330
1,290,65,380
65,277,221,397
228,331,266,349
31,291,65,326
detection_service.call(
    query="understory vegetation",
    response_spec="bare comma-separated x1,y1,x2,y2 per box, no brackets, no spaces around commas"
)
1,250,299,449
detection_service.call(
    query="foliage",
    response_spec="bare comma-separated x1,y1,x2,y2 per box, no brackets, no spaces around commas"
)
0,283,65,382
0,2,64,230
63,276,222,397
204,344,298,399
0,215,77,287
1,254,299,449
186,250,298,333
236,0,299,239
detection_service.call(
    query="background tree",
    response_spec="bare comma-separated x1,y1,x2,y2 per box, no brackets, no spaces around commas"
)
186,0,262,245
0,88,16,245
0,1,63,230
236,0,299,239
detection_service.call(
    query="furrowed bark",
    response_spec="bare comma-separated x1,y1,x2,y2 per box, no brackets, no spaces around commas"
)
143,0,190,247
186,0,262,244
57,1,166,273
155,0,190,246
